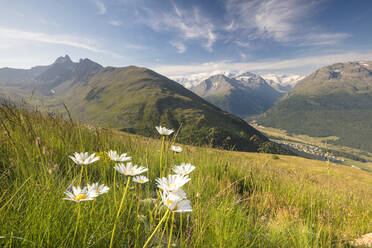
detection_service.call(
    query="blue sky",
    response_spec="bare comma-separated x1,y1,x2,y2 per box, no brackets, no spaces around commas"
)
1,0,372,77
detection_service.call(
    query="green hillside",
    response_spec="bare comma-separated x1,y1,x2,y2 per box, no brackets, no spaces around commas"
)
1,101,371,247
256,61,372,151
60,66,273,152
0,58,289,153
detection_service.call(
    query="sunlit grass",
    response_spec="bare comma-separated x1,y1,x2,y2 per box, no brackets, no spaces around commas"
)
0,102,371,247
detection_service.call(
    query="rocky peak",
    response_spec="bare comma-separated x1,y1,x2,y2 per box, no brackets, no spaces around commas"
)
54,55,73,64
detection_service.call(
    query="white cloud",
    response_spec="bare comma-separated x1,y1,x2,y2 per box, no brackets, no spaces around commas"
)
169,41,186,53
91,0,106,15
240,52,247,60
153,51,372,77
234,41,251,49
0,27,121,57
224,0,349,45
109,20,122,26
139,4,217,52
300,32,351,46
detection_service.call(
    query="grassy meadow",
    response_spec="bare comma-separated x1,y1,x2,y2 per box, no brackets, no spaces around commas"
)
0,102,371,247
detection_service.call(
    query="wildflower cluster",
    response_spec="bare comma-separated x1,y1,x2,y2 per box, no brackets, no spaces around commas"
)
63,183,109,202
62,125,194,247
156,167,194,212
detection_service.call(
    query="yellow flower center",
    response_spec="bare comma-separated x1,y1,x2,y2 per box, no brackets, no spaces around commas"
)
95,190,100,194
74,194,87,201
130,169,134,173
138,180,144,183
170,184,177,189
167,199,173,206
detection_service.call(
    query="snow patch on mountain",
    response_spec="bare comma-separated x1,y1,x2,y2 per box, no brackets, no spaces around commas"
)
261,74,305,93
171,70,238,88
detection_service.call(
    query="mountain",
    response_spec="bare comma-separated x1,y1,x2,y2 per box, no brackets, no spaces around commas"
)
33,55,103,95
261,73,304,93
0,55,103,97
0,65,50,87
256,61,372,151
172,71,237,88
0,56,291,153
191,72,283,118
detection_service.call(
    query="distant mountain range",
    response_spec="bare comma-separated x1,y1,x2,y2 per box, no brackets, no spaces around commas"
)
0,55,290,153
191,72,283,118
172,71,303,119
256,61,372,151
261,74,305,93
173,71,303,92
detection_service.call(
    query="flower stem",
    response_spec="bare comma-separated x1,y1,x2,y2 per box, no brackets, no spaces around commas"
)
109,176,131,248
179,213,183,243
79,166,84,186
113,169,117,203
168,212,175,248
72,203,81,247
160,136,165,176
158,211,171,248
143,210,170,248
85,166,89,184
83,200,95,245
125,189,135,227
136,185,141,219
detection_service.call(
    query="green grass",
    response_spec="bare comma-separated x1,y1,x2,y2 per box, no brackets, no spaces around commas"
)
0,102,371,247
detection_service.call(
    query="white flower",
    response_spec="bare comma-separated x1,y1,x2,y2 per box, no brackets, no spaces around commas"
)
161,189,192,212
87,182,110,195
155,126,174,136
133,175,149,184
172,163,195,176
170,145,182,153
156,174,190,192
114,162,148,176
63,186,97,202
106,150,131,162
69,152,100,166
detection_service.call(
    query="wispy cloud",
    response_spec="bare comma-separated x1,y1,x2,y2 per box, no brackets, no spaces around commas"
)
91,0,106,15
154,51,372,77
169,41,186,53
234,40,251,49
300,32,351,46
109,20,122,26
139,3,217,52
224,0,349,46
0,27,120,57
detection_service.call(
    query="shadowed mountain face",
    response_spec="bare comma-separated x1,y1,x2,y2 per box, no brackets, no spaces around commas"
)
191,73,283,118
0,56,292,153
0,55,103,95
256,61,372,151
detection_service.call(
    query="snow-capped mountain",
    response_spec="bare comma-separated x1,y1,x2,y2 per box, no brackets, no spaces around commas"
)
171,71,238,88
261,74,304,93
172,71,304,93
191,72,283,118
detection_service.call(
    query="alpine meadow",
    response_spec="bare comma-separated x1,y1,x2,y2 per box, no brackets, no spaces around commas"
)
1,0,372,247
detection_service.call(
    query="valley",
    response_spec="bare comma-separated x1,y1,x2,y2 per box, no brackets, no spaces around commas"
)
252,124,372,172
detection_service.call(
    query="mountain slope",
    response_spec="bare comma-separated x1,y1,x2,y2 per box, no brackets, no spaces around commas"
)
34,55,103,95
191,73,283,118
0,57,290,153
60,66,273,151
0,65,50,87
256,61,372,150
